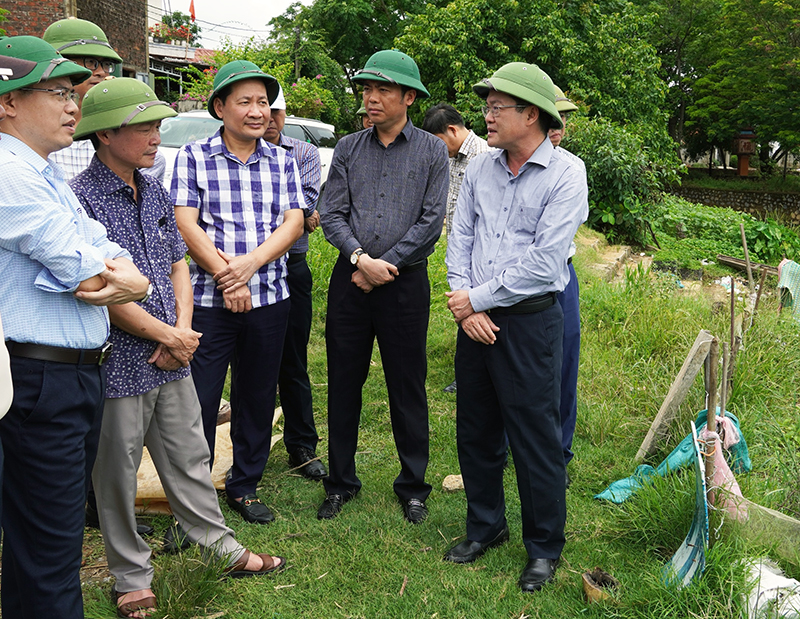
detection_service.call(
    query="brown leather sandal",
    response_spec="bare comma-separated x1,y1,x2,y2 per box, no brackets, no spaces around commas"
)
115,589,157,618
224,549,287,579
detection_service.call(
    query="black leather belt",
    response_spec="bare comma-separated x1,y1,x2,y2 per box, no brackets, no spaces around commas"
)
6,341,113,366
487,292,557,315
287,252,306,264
399,259,427,275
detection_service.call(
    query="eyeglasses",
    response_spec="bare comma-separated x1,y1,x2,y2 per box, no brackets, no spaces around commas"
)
76,57,117,73
480,104,528,117
20,87,81,104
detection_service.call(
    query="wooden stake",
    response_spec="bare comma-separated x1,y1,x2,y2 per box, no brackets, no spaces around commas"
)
740,223,755,294
720,342,729,421
753,267,768,316
635,330,715,461
730,276,736,352
706,337,719,421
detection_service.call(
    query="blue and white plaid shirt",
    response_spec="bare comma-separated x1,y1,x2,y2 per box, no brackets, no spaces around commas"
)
0,134,130,348
170,129,306,309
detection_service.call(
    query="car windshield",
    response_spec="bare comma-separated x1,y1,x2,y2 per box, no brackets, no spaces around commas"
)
282,123,311,144
303,125,337,148
160,116,222,148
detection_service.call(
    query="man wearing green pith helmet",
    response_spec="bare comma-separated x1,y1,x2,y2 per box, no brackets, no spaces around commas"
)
443,62,588,593
43,18,122,178
318,49,448,523
70,77,286,617
0,35,150,619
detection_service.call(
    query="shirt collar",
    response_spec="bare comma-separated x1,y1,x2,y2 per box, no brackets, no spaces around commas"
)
456,130,477,159
85,155,137,195
0,133,53,175
368,117,415,145
492,135,554,173
277,133,294,151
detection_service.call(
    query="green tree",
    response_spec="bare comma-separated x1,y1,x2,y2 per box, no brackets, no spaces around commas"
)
181,40,344,128
396,0,681,242
0,7,8,36
685,0,800,173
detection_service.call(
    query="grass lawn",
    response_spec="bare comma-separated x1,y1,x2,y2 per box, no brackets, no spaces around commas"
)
83,226,800,618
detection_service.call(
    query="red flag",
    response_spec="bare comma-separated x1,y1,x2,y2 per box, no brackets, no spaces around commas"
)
189,0,196,22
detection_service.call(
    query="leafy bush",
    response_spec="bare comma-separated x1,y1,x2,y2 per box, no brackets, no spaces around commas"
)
564,116,683,244
650,194,800,266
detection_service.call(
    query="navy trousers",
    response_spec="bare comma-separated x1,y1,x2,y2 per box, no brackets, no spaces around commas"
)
557,262,580,465
455,303,566,560
278,255,318,453
0,356,105,619
323,257,432,501
191,301,289,499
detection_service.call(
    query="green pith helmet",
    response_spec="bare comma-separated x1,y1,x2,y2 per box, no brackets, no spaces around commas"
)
207,60,278,120
352,49,430,99
357,104,367,116
74,77,176,140
473,62,562,130
553,85,578,113
0,36,91,96
43,18,123,63
0,53,38,96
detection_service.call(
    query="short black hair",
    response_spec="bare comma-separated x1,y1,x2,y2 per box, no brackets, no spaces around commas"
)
421,103,465,135
88,127,119,150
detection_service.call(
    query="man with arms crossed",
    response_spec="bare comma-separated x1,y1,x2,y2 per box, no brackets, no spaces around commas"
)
443,62,588,592
172,60,304,525
0,36,149,619
318,49,448,523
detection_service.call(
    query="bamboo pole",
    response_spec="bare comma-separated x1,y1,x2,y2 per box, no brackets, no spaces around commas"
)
740,223,755,294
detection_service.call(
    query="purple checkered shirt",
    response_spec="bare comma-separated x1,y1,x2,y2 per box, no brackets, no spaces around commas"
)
170,130,306,309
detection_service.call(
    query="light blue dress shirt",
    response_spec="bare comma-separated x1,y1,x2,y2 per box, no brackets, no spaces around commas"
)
0,134,130,348
446,137,588,313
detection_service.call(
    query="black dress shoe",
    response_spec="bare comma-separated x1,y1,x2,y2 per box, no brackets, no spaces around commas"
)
317,492,355,520
443,380,457,393
226,493,275,524
163,521,192,554
443,525,510,563
519,557,559,592
288,448,328,480
401,498,428,524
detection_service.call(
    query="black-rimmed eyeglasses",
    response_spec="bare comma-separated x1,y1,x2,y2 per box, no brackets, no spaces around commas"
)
75,57,117,73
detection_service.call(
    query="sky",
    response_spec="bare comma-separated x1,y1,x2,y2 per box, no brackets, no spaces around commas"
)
155,0,311,49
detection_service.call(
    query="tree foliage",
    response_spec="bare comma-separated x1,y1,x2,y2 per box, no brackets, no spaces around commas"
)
686,0,800,170
181,41,344,128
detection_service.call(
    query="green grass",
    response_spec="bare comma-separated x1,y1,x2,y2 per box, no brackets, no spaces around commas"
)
84,229,800,618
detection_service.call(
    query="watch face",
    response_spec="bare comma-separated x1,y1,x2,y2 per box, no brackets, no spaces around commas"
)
350,253,358,265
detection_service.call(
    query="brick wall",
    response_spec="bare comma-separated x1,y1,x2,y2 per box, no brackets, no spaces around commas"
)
76,0,147,75
2,0,66,38
669,186,800,223
1,0,147,75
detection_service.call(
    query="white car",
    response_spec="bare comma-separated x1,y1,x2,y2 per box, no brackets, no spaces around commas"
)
158,109,337,189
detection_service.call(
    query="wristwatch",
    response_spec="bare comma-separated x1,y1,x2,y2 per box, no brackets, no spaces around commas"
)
350,248,366,266
139,281,153,304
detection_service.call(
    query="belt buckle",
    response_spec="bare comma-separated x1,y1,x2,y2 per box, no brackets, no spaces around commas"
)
98,342,113,366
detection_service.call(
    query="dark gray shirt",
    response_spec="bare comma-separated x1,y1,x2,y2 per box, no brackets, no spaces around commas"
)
320,119,448,268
